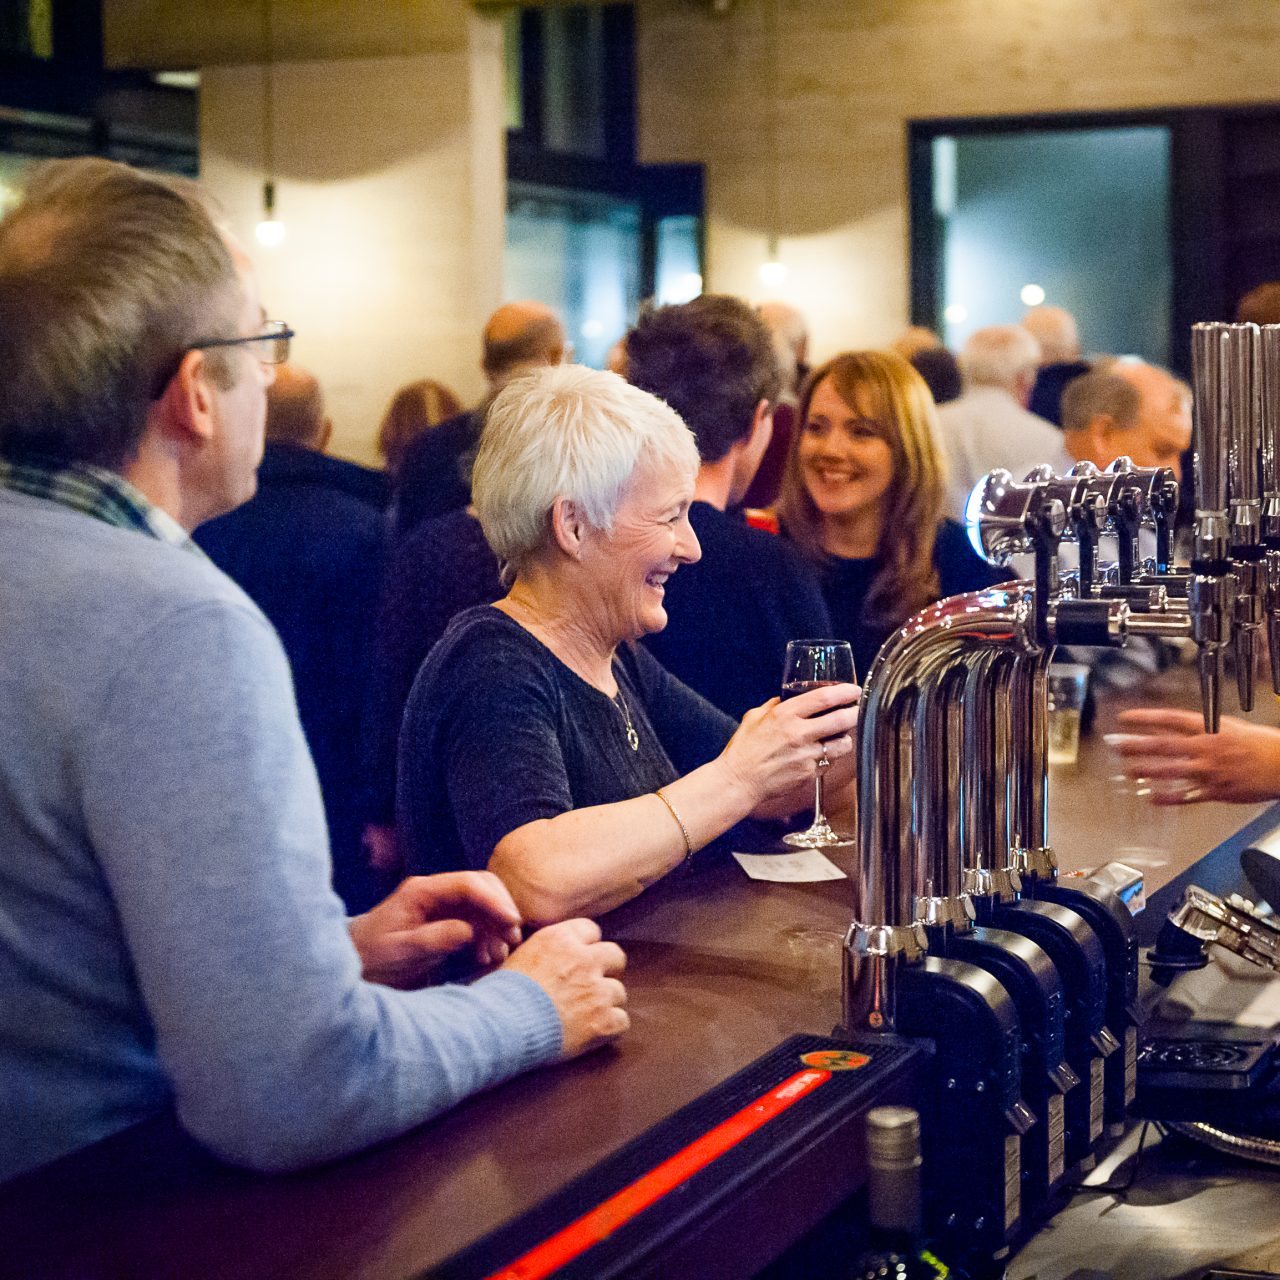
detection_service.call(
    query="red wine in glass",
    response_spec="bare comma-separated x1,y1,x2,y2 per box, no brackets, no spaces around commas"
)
781,679,842,701
781,641,856,848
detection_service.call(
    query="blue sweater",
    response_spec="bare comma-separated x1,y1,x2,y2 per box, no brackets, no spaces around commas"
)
0,489,562,1184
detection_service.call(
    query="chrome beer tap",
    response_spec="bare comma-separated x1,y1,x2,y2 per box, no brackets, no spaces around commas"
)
1189,323,1236,731
1226,323,1265,710
1259,324,1280,693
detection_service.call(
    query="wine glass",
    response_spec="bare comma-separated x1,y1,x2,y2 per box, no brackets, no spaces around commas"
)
781,639,856,848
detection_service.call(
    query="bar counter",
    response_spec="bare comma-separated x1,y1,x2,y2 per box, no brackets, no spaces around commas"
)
3,663,1278,1280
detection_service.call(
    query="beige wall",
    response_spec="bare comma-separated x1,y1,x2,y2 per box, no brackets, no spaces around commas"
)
635,0,1280,363
199,15,505,466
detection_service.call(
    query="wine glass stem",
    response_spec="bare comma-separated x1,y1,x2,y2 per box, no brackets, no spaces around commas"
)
812,770,826,828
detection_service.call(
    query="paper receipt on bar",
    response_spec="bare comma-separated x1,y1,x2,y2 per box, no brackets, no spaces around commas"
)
731,850,847,882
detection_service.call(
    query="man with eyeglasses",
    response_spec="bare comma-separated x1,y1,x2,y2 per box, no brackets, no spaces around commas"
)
0,157,628,1187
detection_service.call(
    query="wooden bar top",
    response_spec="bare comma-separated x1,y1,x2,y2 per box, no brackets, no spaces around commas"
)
3,662,1277,1280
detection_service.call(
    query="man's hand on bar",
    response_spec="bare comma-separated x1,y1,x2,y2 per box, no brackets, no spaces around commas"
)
502,917,630,1058
349,870,524,988
1112,708,1280,805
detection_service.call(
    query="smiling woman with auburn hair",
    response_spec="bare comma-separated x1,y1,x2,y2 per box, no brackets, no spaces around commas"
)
776,350,1009,678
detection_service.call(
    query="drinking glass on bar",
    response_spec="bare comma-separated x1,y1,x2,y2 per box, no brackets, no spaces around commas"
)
781,639,856,848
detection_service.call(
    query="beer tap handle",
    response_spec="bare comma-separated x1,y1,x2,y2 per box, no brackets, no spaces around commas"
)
1227,324,1264,711
1260,325,1280,693
1190,323,1233,732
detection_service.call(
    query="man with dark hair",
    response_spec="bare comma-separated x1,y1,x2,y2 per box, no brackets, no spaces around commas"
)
394,300,567,538
195,365,389,911
626,295,833,718
0,158,627,1185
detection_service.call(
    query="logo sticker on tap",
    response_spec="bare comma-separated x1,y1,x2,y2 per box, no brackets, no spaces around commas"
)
799,1049,871,1071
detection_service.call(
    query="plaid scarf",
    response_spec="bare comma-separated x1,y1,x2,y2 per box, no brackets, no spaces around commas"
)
0,456,202,555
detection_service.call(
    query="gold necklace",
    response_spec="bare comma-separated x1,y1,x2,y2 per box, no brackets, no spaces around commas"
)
613,684,640,752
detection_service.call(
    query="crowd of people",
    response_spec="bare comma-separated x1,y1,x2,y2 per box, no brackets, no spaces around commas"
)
1,154,1276,1188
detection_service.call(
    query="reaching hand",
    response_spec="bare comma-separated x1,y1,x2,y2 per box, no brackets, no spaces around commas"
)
349,871,524,989
1111,708,1280,805
502,917,629,1059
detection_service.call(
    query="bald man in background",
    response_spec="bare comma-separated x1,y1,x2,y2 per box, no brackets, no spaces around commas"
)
1061,360,1192,480
394,301,567,539
196,364,389,911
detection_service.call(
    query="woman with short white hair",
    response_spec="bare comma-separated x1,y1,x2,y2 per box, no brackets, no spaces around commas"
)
397,364,858,923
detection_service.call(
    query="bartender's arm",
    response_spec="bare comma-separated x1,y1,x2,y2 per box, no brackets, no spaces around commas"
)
1113,708,1280,804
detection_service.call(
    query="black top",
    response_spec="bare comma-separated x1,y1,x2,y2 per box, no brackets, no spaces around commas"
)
194,441,389,911
1029,360,1091,427
368,508,504,822
819,519,1012,679
392,408,483,540
397,607,743,877
642,501,833,721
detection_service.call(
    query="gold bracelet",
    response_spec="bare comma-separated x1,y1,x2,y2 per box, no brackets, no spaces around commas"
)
654,788,693,863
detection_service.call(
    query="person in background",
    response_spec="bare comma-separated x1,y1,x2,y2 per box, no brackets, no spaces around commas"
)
889,325,943,362
0,156,626,1186
1236,281,1280,326
365,501,505,878
1022,304,1090,426
743,300,809,507
625,295,833,719
909,345,963,406
1057,361,1191,694
195,364,389,911
393,301,567,539
1061,360,1192,480
776,350,1009,679
937,324,1072,519
377,377,464,480
397,364,859,923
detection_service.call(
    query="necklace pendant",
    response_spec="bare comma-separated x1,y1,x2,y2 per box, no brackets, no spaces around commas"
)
626,725,640,752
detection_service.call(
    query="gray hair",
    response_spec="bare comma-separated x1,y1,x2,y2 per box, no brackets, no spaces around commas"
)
472,363,699,578
1022,305,1080,363
1061,366,1141,436
959,325,1042,393
0,157,242,468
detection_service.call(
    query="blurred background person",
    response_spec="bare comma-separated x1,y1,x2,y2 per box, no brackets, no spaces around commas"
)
776,351,1009,679
196,364,389,911
889,324,943,362
397,365,858,923
1236,280,1280,326
1061,360,1192,479
377,378,464,481
394,300,567,539
938,324,1070,518
743,300,809,508
1023,304,1090,425
908,344,963,406
625,294,832,719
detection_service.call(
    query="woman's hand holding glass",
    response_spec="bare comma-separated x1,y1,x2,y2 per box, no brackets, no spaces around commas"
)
717,678,860,823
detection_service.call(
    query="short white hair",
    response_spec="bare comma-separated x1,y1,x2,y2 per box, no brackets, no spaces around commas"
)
960,325,1042,392
472,363,700,575
1021,305,1080,363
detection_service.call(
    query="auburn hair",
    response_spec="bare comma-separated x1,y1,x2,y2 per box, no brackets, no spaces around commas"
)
776,350,947,630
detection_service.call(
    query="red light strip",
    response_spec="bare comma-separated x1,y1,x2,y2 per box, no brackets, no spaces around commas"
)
484,1068,831,1280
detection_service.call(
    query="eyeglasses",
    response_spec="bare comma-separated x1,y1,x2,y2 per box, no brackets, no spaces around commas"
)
190,320,294,366
150,321,295,400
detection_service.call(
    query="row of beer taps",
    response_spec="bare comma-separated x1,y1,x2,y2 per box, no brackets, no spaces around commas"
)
843,319,1280,1035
